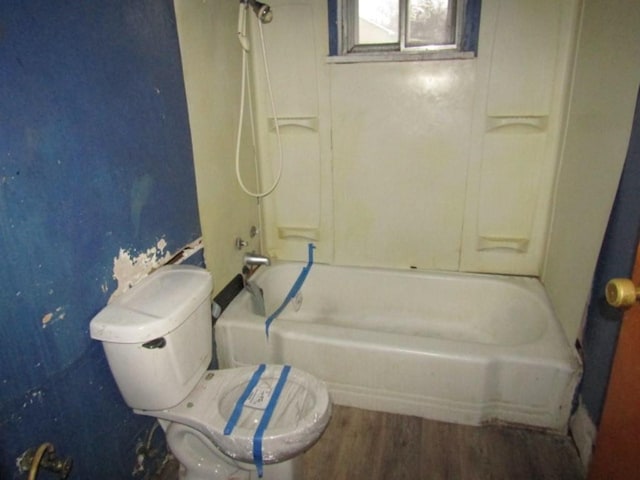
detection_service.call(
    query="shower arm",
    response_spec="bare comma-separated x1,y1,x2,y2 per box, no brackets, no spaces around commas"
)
241,0,273,24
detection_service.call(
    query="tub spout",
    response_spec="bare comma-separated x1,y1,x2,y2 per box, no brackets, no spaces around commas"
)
243,252,271,267
245,280,266,316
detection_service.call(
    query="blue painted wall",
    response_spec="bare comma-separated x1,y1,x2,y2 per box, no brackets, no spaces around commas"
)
0,1,202,477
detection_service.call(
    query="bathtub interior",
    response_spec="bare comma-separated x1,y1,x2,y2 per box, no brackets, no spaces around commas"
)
216,263,581,432
256,264,550,346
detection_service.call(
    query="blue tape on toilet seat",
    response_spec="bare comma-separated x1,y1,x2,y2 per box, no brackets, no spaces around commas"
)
265,243,315,338
224,363,266,435
252,364,291,478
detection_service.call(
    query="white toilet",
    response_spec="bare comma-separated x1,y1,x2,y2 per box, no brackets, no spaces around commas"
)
89,265,331,480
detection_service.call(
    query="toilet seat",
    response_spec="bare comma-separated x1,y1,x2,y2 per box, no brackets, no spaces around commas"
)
145,365,331,465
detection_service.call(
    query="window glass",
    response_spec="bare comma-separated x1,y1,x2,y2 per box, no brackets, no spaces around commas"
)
327,0,481,60
406,0,456,47
353,0,458,51
357,0,399,45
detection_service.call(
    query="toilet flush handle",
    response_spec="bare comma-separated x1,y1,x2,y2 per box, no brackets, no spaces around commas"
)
142,337,166,349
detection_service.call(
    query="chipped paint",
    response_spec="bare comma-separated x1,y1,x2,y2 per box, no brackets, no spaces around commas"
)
111,239,172,299
41,312,53,326
21,389,45,408
165,237,203,264
41,306,66,328
110,237,203,300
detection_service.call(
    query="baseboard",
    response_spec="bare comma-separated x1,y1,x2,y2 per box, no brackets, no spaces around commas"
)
569,398,597,469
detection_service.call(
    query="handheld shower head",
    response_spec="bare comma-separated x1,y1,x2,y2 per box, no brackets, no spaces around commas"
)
248,0,273,24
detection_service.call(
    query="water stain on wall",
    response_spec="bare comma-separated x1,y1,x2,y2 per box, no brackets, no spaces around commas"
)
131,174,154,238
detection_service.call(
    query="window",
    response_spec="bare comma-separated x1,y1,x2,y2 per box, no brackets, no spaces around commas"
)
328,0,481,62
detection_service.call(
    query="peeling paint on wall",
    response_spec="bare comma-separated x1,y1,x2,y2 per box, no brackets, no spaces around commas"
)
41,312,53,327
165,237,203,264
41,306,66,328
21,390,45,409
110,237,204,300
111,239,172,299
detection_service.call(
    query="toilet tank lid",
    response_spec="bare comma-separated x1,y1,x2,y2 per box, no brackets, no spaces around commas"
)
90,265,213,344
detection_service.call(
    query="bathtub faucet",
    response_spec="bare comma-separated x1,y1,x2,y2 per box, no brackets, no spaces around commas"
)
242,252,270,317
243,252,271,267
244,280,266,317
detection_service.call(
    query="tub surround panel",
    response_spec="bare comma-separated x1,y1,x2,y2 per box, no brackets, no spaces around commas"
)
331,60,475,270
247,0,582,279
485,0,564,116
249,0,335,264
460,0,580,275
475,133,545,254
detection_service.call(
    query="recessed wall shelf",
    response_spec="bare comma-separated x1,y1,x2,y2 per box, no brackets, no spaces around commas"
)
268,116,319,132
486,115,548,133
277,225,319,240
477,235,530,252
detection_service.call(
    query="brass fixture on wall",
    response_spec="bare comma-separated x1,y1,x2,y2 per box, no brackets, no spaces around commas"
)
18,442,72,480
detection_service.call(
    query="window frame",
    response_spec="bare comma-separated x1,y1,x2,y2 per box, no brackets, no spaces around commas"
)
328,0,480,63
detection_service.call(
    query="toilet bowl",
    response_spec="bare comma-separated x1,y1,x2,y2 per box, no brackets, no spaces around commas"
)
147,365,331,479
165,423,303,480
89,265,331,480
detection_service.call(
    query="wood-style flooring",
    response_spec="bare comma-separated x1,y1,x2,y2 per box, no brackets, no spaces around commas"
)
303,405,585,480
154,405,585,480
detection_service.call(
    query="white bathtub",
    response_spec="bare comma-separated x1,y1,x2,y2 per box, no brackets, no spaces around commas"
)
215,263,581,432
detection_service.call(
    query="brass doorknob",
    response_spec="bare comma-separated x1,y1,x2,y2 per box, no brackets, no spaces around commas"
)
605,278,640,308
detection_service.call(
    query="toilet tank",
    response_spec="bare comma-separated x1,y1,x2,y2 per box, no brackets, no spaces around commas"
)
90,265,213,411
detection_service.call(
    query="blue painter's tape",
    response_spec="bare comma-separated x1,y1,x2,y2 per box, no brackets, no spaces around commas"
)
252,365,291,477
265,243,315,338
224,364,266,435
